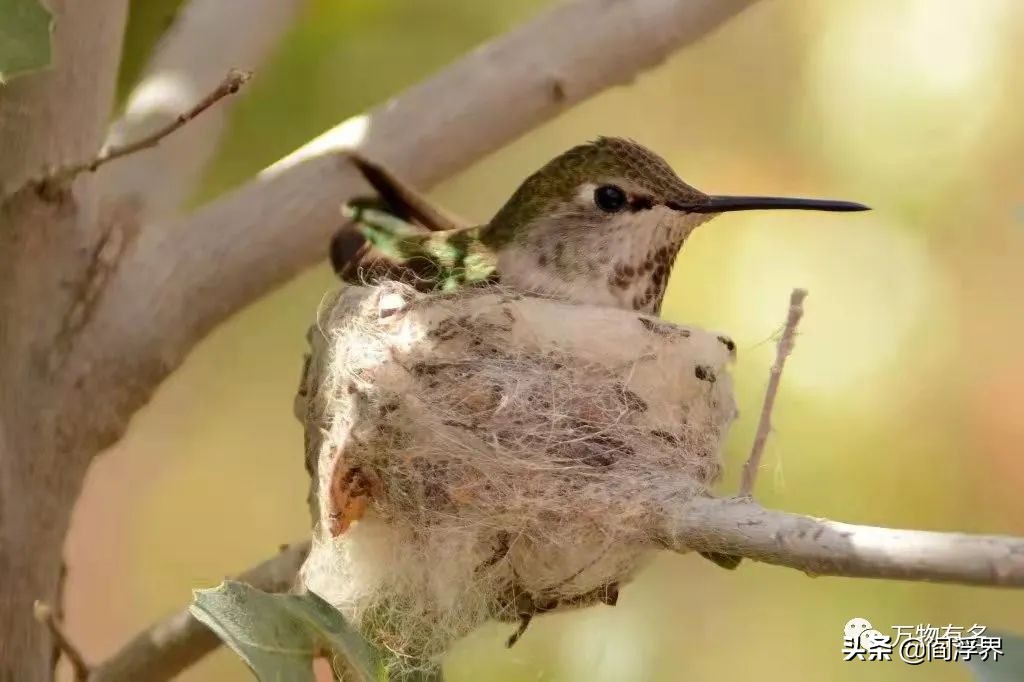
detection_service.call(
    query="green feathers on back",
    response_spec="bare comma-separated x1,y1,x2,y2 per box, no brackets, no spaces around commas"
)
348,205,497,291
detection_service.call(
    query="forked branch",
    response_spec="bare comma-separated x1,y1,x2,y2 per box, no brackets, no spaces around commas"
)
34,601,90,681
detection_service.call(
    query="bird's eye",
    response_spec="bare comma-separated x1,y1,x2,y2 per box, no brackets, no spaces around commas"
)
594,185,627,212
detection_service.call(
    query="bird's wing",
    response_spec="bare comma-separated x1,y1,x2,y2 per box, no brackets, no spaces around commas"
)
348,153,465,232
353,211,498,290
331,154,477,287
331,204,429,287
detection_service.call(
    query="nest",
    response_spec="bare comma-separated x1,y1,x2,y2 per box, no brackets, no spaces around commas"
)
295,282,737,671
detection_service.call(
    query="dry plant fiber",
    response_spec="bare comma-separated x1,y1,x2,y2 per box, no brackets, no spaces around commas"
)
297,283,737,673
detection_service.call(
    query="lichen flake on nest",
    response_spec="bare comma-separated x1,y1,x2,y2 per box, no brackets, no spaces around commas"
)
297,282,737,666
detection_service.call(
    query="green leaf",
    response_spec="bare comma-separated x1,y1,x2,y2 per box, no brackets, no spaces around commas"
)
190,581,379,682
0,0,53,83
964,631,1024,682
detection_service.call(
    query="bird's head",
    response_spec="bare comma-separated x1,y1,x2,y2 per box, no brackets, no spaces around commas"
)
483,137,868,312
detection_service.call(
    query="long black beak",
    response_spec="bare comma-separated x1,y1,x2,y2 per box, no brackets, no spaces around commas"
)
669,196,870,214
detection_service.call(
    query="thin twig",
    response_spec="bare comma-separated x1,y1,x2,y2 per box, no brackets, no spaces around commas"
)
89,541,309,682
98,0,304,219
739,288,807,497
41,69,251,188
33,601,90,681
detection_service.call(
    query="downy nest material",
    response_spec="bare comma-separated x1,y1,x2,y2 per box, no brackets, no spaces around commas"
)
296,282,737,668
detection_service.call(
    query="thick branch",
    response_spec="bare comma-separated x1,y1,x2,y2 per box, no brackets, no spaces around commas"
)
0,2,129,681
667,497,1024,587
88,542,309,682
84,0,760,392
98,0,305,220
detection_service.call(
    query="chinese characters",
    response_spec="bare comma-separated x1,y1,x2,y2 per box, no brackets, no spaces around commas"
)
843,618,1002,664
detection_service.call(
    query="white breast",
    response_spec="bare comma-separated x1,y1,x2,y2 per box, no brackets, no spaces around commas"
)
497,246,624,307
495,206,707,312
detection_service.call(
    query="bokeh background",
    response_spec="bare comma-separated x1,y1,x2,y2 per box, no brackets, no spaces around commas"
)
65,0,1024,680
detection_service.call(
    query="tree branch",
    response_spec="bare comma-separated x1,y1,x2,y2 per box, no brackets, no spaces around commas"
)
88,542,309,682
93,498,1024,681
97,0,305,221
0,2,130,680
19,3,755,677
38,70,251,190
665,496,1024,587
0,0,129,194
739,288,806,496
83,0,761,393
34,601,90,681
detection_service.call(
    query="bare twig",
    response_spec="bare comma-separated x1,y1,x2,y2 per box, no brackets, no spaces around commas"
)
40,70,251,188
667,496,1024,587
33,601,90,681
89,542,309,682
100,0,305,219
739,288,807,497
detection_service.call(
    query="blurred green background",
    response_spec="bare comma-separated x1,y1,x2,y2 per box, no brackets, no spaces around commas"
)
65,0,1024,680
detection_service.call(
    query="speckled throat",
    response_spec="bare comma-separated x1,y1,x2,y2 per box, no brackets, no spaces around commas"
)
494,206,711,315
610,235,688,314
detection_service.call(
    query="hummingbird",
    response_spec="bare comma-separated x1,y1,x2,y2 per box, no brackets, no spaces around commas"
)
331,136,867,317
328,137,867,576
